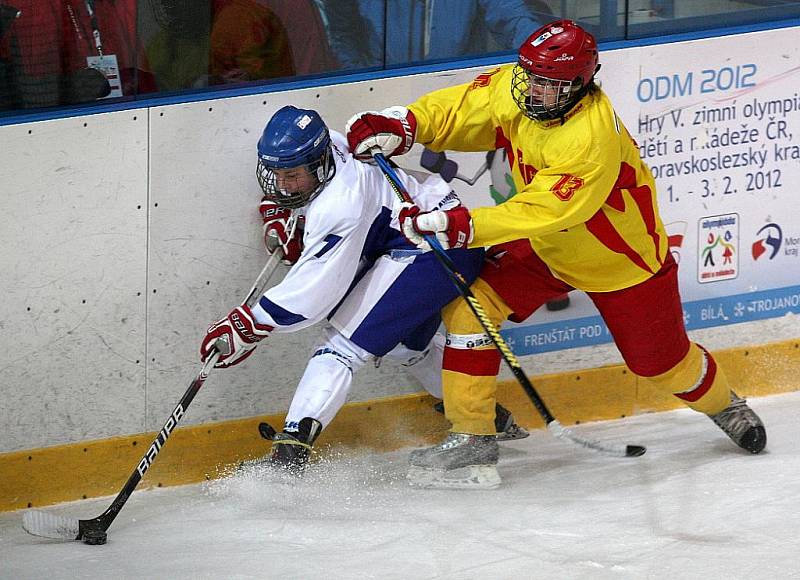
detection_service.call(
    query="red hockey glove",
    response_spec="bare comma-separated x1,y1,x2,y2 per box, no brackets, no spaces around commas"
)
259,198,303,265
398,204,473,251
200,305,272,368
345,106,417,161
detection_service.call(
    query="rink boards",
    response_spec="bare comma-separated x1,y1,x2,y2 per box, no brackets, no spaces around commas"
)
1,338,797,511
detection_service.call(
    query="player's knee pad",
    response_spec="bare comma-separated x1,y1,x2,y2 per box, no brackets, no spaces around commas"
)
439,286,505,433
318,326,373,371
439,327,502,434
285,328,373,429
442,330,501,377
644,343,731,415
440,278,507,378
385,333,442,367
385,334,445,398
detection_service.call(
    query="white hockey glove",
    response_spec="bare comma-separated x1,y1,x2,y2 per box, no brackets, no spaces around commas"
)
398,203,474,251
200,305,272,368
345,106,417,161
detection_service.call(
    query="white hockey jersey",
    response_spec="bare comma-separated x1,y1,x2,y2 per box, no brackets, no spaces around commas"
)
251,131,460,332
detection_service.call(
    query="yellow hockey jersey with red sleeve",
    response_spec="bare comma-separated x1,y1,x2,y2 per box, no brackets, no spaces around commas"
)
408,64,669,293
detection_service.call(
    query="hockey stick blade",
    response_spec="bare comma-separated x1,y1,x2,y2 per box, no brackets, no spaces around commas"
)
23,511,110,544
22,510,79,540
547,421,646,457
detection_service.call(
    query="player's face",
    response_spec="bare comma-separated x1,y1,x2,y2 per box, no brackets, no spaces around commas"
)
512,64,583,121
273,165,317,195
528,77,562,109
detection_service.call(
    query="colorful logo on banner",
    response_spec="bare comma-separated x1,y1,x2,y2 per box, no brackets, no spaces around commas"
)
752,223,782,261
698,214,739,283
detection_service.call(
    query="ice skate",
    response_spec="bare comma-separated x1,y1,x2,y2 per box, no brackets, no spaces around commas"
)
433,401,529,441
267,417,323,473
407,432,500,490
493,403,529,441
708,391,766,454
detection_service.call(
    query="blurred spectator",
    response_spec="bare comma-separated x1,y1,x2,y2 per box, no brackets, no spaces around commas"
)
260,0,339,75
316,0,383,70
319,0,545,69
3,0,155,110
486,0,555,51
209,0,294,84
145,0,294,91
144,0,211,91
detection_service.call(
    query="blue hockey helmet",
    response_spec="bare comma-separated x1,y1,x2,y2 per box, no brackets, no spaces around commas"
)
256,106,336,208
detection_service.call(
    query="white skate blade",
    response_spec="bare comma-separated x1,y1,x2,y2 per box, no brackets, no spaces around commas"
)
407,465,501,490
496,424,529,441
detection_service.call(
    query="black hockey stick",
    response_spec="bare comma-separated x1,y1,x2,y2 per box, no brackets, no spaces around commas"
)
22,243,288,545
372,152,645,458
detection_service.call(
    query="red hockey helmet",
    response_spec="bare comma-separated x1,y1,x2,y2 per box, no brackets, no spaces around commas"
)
511,20,599,121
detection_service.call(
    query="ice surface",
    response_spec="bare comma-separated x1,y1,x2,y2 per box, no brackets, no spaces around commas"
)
2,391,799,580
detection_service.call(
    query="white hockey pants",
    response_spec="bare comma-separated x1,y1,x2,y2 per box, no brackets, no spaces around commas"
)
283,326,444,430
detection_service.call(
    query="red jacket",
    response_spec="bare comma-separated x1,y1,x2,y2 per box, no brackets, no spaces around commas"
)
10,0,155,107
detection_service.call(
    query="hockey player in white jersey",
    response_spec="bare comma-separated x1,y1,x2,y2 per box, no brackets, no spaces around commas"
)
199,105,525,471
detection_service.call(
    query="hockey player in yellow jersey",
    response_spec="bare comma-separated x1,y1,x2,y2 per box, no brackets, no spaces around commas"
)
347,20,766,489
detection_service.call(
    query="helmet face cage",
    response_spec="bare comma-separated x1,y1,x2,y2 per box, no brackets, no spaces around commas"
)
256,144,334,209
511,65,584,121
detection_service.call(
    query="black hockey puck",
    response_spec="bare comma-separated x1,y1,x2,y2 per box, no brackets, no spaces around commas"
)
82,529,107,545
